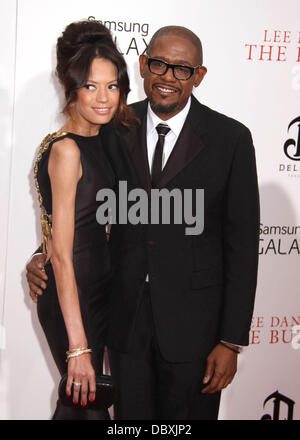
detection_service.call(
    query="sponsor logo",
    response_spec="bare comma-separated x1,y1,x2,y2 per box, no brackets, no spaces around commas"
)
283,117,300,161
88,16,149,56
261,391,295,420
279,117,300,178
259,223,300,255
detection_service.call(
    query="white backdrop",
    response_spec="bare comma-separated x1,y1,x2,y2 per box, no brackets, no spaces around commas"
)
1,0,299,420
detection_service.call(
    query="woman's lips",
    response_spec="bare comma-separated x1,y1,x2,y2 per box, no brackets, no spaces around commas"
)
92,107,111,115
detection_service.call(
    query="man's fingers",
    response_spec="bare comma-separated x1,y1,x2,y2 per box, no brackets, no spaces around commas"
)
28,280,44,296
27,273,47,290
202,370,225,394
29,289,38,304
26,265,48,281
202,344,238,394
202,369,235,394
28,277,46,303
203,358,214,385
26,255,48,302
26,255,48,280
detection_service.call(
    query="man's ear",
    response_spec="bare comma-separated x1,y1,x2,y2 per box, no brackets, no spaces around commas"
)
193,66,207,88
139,54,148,78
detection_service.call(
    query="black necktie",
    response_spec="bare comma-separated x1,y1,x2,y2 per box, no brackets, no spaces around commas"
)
151,123,171,187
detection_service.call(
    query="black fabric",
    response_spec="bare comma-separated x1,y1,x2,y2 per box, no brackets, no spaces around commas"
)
101,95,260,363
109,283,221,420
36,132,114,420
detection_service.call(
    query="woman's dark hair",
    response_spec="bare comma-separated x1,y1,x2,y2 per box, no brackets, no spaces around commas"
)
56,19,134,126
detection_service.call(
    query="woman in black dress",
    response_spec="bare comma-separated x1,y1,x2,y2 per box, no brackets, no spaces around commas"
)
33,20,133,420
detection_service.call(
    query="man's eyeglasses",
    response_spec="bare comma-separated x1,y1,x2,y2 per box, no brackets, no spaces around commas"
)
146,57,201,81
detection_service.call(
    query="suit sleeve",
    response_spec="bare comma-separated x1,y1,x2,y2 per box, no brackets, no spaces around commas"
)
220,127,260,346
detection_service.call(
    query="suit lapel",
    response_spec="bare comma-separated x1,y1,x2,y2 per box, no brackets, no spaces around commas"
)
157,95,208,188
123,96,209,190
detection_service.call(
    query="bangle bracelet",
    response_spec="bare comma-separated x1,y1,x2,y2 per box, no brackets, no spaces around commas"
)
219,341,240,354
66,347,88,355
65,348,92,363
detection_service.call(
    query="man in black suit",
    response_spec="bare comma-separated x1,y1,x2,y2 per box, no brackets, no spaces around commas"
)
27,26,259,420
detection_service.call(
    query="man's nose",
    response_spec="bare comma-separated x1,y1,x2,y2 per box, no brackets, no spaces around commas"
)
161,66,177,82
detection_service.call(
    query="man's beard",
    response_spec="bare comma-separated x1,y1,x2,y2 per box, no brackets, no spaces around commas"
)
149,97,179,116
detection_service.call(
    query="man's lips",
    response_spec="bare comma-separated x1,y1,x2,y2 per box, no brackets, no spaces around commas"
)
153,83,180,95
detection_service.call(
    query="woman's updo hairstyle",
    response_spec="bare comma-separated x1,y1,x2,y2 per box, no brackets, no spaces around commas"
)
56,19,133,126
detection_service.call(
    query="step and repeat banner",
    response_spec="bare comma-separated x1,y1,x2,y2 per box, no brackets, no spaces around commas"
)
0,0,299,420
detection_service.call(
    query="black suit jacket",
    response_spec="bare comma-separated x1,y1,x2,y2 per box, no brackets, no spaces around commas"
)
101,95,260,362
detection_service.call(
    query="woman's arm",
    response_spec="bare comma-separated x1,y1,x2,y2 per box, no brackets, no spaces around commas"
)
48,137,95,406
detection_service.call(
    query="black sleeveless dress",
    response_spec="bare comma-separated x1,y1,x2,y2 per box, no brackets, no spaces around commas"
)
34,131,115,420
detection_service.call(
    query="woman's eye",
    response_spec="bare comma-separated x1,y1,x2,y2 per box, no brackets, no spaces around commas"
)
109,84,119,90
84,84,96,90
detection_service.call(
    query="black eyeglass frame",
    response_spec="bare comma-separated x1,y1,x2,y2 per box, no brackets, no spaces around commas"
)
146,56,201,81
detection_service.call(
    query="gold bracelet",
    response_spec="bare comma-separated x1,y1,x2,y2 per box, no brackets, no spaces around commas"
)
66,347,88,356
65,348,92,363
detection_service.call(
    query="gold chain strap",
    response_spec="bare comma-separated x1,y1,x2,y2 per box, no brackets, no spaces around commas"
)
33,131,68,254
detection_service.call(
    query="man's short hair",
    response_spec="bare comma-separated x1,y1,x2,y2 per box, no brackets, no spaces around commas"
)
147,25,203,65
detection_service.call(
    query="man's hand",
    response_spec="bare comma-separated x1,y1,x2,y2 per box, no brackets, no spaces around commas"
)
26,254,48,303
201,343,238,394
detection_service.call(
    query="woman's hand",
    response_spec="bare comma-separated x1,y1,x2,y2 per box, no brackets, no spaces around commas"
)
66,353,96,406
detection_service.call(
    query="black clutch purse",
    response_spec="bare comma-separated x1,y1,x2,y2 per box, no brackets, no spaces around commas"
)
58,374,115,410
